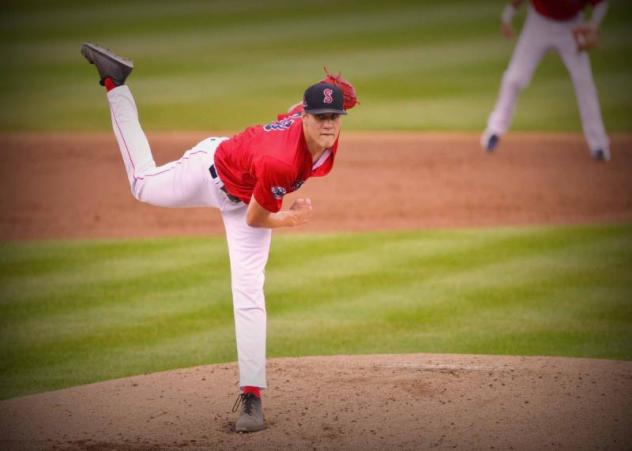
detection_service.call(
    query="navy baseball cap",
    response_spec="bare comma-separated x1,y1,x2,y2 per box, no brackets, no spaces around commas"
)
302,82,347,115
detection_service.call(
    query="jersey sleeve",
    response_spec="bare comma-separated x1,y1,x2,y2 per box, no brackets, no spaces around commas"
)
252,156,294,213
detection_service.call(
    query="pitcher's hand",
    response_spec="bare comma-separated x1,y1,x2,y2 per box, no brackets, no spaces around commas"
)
287,198,313,226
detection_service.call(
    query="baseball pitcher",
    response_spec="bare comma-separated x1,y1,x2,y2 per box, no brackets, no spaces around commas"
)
80,43,358,432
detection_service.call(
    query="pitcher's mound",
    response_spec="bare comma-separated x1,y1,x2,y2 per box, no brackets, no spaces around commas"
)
1,353,630,450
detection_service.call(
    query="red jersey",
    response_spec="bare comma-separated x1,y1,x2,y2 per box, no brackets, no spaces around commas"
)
213,113,338,212
531,0,603,21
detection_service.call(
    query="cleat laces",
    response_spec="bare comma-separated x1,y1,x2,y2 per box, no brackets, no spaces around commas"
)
232,393,257,415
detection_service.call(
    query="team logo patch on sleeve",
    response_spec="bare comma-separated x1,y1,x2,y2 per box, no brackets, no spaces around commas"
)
271,186,287,200
264,117,295,132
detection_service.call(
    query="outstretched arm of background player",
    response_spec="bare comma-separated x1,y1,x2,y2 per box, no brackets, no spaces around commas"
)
501,0,525,38
246,196,312,228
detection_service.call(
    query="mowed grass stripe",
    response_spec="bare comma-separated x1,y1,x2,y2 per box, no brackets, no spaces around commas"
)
0,224,630,399
1,0,630,131
0,239,229,318
268,227,630,322
2,2,498,46
4,326,239,400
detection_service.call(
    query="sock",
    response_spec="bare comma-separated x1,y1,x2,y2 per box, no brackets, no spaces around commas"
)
242,386,261,398
104,77,118,92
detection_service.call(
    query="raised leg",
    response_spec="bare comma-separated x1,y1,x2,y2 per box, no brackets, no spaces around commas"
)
107,85,221,207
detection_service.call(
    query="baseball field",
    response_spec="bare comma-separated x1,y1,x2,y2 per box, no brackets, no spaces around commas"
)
1,1,632,449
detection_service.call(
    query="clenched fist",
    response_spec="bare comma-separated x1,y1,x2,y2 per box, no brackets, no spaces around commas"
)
287,198,313,226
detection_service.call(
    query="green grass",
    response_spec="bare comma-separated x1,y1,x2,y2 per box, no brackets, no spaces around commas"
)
1,224,631,400
0,0,631,131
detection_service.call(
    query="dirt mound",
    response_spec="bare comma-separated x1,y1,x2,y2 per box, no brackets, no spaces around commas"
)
1,354,630,450
1,132,631,240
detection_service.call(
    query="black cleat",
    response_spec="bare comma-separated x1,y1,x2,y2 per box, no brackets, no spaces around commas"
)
485,133,499,152
592,148,610,162
481,131,500,153
81,42,133,86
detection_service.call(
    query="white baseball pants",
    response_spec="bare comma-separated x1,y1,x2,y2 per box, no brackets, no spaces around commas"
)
107,85,271,389
486,5,609,153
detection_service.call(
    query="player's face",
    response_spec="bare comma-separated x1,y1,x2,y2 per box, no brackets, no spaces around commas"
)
303,113,342,149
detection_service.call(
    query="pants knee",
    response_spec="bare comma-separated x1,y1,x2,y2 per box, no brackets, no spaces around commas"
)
231,273,266,310
130,178,153,203
570,72,592,89
232,290,265,310
130,183,143,202
504,71,530,92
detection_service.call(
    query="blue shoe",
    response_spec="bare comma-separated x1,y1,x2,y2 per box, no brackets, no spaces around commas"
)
481,131,500,153
592,148,610,162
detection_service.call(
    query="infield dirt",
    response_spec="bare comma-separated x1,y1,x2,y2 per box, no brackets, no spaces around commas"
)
0,132,631,450
1,132,631,240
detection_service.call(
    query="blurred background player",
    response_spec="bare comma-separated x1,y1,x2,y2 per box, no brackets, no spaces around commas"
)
481,0,610,161
81,43,358,433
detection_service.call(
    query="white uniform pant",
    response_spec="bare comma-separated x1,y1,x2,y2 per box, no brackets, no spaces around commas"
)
486,5,609,152
107,85,271,389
